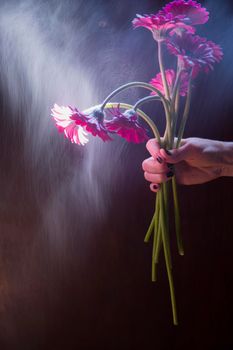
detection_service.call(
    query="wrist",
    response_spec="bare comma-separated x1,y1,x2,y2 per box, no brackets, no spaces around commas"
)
220,142,233,177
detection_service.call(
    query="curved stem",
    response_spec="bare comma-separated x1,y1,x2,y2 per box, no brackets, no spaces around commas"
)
101,82,169,110
133,95,160,111
144,211,156,243
133,95,172,144
101,82,171,144
105,102,161,144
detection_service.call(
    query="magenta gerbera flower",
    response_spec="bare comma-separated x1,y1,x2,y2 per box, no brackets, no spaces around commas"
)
51,104,89,145
106,108,149,144
132,13,194,41
166,32,223,77
77,108,112,142
132,0,209,41
150,69,189,96
160,0,209,26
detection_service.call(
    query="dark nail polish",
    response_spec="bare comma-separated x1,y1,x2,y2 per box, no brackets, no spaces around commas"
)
156,156,163,164
165,149,172,156
166,171,174,178
167,163,174,169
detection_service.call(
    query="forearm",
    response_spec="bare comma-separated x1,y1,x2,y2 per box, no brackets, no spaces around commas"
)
220,141,233,177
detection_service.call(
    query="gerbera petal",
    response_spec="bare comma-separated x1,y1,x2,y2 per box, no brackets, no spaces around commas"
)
51,104,89,145
150,69,189,96
132,0,209,41
80,108,112,142
160,0,209,25
166,32,223,77
106,108,149,143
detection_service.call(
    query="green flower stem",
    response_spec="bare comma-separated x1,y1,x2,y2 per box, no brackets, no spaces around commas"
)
171,68,182,103
173,90,180,145
105,102,161,144
102,82,171,143
161,98,172,148
162,104,172,144
176,75,192,148
153,206,162,264
154,228,162,265
162,182,172,269
175,87,180,115
171,69,182,141
161,140,172,256
144,212,155,243
133,95,172,146
160,183,178,326
158,41,170,101
172,176,184,256
144,193,160,243
152,200,160,282
133,95,160,110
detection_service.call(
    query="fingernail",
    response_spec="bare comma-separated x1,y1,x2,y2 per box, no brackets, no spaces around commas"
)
165,149,172,156
156,156,163,164
152,184,159,190
167,163,174,170
166,171,174,178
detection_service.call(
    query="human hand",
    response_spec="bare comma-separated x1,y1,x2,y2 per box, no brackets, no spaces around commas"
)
142,137,233,192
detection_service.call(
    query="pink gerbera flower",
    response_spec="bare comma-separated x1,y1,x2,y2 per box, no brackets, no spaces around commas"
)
51,104,89,145
166,32,223,77
150,69,189,96
160,0,209,26
132,13,194,41
106,107,149,144
132,0,209,41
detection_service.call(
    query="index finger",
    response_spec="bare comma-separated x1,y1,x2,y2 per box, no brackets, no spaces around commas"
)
146,138,161,159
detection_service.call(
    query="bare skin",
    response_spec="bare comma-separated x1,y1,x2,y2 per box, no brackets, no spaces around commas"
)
142,137,233,192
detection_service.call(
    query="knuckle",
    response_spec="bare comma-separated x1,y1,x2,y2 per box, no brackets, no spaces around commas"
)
144,171,150,181
146,139,154,153
142,159,148,171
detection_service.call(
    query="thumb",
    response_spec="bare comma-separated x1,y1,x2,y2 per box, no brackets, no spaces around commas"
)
159,143,190,164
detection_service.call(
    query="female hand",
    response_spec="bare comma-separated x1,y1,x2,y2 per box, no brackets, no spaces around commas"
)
142,137,233,192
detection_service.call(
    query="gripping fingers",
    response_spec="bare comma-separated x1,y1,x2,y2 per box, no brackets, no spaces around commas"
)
142,157,169,174
144,171,173,184
146,138,161,158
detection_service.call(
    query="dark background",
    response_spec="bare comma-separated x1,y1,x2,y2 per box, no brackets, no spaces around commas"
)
0,0,233,349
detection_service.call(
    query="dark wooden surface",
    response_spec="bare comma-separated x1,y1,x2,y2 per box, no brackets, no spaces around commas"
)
0,1,233,349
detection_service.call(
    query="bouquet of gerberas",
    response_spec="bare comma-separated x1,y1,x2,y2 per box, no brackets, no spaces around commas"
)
51,0,223,325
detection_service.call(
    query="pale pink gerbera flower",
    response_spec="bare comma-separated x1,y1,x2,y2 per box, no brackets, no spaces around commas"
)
150,69,189,96
51,104,89,145
166,32,223,77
